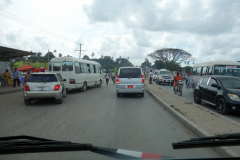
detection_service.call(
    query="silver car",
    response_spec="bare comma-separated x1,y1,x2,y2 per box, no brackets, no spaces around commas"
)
23,72,67,105
116,67,145,97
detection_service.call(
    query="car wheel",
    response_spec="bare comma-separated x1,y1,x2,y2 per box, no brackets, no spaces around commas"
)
82,82,87,92
98,80,102,88
140,93,144,97
117,93,120,97
194,91,201,104
24,99,31,105
216,98,229,114
56,94,63,104
63,88,67,97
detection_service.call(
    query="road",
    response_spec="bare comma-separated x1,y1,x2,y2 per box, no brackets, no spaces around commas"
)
154,80,240,124
0,83,218,159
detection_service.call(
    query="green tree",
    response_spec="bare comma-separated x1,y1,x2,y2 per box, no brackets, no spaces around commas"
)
152,60,164,69
82,55,90,60
141,58,151,69
148,48,191,70
91,52,95,59
185,66,192,73
59,53,62,57
37,52,42,57
164,61,180,71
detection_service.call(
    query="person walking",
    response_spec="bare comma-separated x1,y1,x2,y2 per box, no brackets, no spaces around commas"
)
13,68,20,87
111,71,116,84
149,70,153,84
24,69,31,86
105,71,110,86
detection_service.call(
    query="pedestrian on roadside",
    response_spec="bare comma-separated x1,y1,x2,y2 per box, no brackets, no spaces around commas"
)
0,75,6,87
149,70,153,84
111,71,116,84
105,71,110,86
3,69,13,86
13,68,20,87
24,69,31,86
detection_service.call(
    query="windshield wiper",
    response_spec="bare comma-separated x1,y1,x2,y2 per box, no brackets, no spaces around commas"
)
172,133,240,149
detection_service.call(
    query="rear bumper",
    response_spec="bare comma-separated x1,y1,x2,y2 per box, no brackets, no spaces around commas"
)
23,91,62,100
116,84,145,93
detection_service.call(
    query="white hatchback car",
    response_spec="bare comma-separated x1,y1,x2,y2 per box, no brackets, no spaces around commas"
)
23,72,67,105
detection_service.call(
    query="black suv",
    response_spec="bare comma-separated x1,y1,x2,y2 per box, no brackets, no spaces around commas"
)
194,75,240,114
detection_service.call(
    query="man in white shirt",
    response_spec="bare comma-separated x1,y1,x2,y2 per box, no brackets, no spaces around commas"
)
111,71,116,84
149,70,153,84
105,71,110,86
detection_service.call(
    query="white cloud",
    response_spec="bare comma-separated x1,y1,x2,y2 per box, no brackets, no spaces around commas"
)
0,0,240,66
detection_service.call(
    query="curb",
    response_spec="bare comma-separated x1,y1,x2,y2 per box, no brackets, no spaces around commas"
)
152,82,240,127
145,87,239,157
0,88,23,95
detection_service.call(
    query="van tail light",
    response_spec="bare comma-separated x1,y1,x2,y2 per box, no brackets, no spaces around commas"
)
116,75,119,84
142,75,144,84
54,84,60,91
25,85,30,91
69,79,75,84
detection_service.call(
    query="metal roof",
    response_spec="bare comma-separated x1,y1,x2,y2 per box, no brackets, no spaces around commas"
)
0,46,35,59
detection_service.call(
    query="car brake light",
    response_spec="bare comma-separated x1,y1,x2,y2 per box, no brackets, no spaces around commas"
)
54,84,60,91
142,75,144,83
25,85,30,91
69,79,75,84
117,75,119,84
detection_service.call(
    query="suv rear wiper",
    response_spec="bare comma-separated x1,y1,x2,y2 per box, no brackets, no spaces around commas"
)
172,133,240,149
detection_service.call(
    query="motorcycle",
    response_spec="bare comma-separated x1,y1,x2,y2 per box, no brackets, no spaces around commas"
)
174,80,183,96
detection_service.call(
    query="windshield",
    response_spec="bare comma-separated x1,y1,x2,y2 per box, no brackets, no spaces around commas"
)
160,71,171,75
214,65,240,78
28,74,58,82
220,78,240,88
119,68,141,78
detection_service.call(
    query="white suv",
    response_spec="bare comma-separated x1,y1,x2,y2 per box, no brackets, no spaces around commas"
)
156,69,174,85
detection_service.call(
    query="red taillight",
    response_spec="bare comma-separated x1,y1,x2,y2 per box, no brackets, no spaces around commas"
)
54,84,60,91
69,79,75,84
25,85,30,91
117,75,119,84
142,75,144,83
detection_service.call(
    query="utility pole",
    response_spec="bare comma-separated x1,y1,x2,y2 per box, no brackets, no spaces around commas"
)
75,43,86,59
48,49,49,62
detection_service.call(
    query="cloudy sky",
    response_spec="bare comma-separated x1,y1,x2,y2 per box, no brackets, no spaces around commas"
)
0,0,240,66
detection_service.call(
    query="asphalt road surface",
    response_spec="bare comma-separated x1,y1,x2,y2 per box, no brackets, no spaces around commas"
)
0,82,218,159
154,80,240,124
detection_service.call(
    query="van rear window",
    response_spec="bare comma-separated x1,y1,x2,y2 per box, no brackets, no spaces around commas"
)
119,68,141,78
28,74,58,82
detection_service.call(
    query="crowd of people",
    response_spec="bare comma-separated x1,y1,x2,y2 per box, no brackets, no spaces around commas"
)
0,68,32,88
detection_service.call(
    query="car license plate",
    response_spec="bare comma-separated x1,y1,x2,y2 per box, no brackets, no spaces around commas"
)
38,87,46,91
127,85,134,89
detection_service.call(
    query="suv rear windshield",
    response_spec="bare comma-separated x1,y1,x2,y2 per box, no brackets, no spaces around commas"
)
119,68,141,78
28,74,58,82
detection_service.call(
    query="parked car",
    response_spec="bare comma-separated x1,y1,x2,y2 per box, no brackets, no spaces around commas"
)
23,72,67,105
153,71,158,81
156,69,174,85
116,67,145,97
194,75,240,114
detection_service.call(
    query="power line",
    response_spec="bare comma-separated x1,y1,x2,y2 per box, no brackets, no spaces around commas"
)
0,10,78,44
0,32,75,56
75,43,85,59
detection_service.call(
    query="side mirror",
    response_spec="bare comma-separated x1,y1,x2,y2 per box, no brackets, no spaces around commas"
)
211,84,220,89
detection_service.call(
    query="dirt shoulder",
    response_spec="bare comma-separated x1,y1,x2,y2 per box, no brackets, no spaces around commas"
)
145,80,240,154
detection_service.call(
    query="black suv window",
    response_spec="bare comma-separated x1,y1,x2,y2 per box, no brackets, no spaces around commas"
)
119,68,141,78
201,77,209,85
208,78,217,86
28,74,58,82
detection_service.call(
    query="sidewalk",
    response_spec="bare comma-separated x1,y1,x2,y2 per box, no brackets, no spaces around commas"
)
0,85,24,95
145,79,240,157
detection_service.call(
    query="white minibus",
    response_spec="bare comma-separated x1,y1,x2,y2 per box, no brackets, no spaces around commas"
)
189,61,240,88
48,57,103,91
